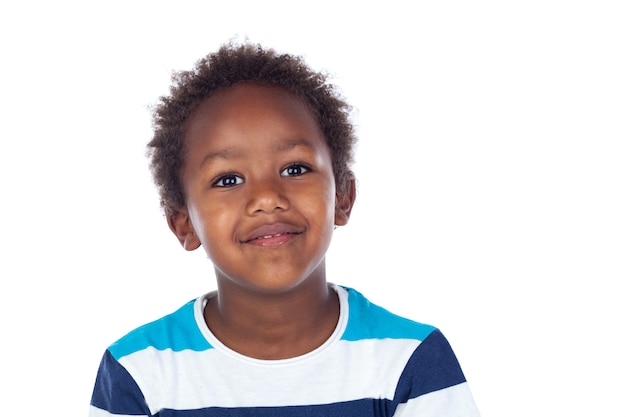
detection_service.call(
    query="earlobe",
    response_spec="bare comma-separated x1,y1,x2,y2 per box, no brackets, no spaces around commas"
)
334,173,357,227
166,208,201,251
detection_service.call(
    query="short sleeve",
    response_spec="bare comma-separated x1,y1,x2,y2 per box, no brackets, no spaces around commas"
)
89,350,152,417
392,330,480,417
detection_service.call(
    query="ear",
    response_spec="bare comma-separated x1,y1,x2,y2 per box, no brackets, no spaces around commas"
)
166,208,202,251
334,172,357,227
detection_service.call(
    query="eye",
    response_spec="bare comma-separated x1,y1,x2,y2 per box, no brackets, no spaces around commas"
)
213,174,244,188
281,164,311,177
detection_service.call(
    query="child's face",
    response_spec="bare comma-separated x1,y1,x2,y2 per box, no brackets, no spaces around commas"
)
170,83,351,294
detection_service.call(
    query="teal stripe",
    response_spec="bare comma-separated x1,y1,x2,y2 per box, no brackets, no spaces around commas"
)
109,299,213,360
341,287,436,342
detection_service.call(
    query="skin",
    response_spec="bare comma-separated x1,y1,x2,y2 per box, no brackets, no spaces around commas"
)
168,83,356,359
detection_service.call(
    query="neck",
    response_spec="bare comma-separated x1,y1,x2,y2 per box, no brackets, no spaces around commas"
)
205,275,339,360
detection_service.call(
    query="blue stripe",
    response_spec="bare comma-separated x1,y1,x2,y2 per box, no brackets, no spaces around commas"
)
341,287,436,341
394,329,467,401
155,398,394,417
109,299,213,359
91,350,151,415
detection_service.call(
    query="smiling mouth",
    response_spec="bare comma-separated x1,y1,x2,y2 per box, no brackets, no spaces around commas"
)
249,232,296,241
245,232,301,247
242,223,303,247
246,233,297,246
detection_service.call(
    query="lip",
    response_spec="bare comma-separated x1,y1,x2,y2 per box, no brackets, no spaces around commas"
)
241,222,304,247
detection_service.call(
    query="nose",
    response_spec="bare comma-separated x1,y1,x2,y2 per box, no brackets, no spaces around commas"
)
245,176,290,215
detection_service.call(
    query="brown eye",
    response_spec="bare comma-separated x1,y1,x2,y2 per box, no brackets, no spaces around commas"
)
213,174,243,187
281,164,310,177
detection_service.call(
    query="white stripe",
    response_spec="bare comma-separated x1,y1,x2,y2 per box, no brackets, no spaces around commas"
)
120,338,421,412
88,404,147,417
392,382,481,417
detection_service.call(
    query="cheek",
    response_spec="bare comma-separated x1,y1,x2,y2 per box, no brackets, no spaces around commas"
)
302,182,337,224
188,199,231,244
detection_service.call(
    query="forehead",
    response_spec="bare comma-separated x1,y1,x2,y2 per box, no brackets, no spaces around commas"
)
183,83,325,150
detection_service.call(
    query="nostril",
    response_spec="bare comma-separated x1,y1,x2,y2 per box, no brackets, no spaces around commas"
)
246,186,289,215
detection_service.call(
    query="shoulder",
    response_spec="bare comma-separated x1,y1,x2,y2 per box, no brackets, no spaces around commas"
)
107,297,212,361
338,286,437,342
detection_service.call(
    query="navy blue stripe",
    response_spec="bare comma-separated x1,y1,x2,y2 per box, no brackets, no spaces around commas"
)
393,329,467,403
91,350,151,416
155,398,393,417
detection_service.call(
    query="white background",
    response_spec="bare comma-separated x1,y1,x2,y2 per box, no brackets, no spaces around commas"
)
1,1,624,416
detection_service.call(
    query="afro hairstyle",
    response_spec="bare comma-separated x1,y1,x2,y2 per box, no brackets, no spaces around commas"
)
147,41,357,215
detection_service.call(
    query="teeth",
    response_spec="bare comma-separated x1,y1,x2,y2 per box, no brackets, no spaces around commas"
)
260,234,282,239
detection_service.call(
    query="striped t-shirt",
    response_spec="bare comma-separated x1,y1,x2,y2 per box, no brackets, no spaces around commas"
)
90,285,480,416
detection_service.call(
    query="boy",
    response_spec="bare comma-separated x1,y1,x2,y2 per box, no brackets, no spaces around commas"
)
89,42,480,417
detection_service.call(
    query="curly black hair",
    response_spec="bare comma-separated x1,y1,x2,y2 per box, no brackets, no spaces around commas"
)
147,41,357,215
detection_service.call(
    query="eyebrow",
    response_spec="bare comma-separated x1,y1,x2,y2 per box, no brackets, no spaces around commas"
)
274,138,316,153
198,147,242,168
199,138,316,168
